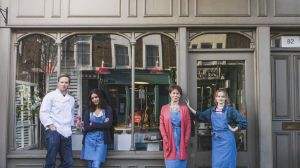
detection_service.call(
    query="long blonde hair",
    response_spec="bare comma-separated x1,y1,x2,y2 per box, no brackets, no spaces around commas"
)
213,88,230,105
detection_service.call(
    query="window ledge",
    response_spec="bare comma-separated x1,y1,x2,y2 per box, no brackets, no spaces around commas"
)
7,150,164,160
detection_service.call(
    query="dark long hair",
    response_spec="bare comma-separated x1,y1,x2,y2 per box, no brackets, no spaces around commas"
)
88,89,107,112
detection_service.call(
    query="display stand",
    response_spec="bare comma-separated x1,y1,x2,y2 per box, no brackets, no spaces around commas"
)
144,140,162,151
114,127,132,150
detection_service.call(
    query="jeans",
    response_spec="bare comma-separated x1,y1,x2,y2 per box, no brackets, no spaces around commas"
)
45,130,73,168
88,160,101,168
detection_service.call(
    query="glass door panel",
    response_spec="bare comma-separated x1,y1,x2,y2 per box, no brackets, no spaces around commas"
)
196,60,247,152
187,52,256,168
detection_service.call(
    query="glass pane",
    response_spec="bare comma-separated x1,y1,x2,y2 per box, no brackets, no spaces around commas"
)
196,60,247,152
63,34,132,151
77,43,90,66
146,45,159,67
15,34,57,150
189,33,251,49
134,34,176,151
115,44,129,66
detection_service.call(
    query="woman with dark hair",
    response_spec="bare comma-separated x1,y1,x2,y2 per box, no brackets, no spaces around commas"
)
81,89,113,168
159,84,191,168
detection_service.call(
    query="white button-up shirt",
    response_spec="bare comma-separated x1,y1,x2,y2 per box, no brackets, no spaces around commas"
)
39,89,75,138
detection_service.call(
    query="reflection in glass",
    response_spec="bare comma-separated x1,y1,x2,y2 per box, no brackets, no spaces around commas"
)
14,33,176,151
189,33,250,49
115,44,129,66
196,60,247,152
62,34,133,150
15,34,57,149
133,34,176,151
146,45,159,67
62,33,176,151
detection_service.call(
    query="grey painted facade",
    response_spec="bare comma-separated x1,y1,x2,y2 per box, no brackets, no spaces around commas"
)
1,0,300,167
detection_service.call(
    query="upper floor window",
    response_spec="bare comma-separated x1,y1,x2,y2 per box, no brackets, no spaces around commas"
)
115,44,129,66
146,45,159,68
201,43,213,49
75,36,92,67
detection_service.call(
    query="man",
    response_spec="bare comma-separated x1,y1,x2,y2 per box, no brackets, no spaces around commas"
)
40,74,75,168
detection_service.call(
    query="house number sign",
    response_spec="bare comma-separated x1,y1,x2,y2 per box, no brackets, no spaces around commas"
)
281,36,300,48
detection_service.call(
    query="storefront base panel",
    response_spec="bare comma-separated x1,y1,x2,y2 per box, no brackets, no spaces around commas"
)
7,151,165,168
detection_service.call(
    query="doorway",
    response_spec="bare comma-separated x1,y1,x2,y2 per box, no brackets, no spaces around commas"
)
271,52,300,168
187,52,256,168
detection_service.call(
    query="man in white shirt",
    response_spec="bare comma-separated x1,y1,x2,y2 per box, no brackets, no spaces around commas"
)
39,74,75,168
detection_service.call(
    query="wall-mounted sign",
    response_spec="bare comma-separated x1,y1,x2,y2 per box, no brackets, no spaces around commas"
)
197,67,223,80
281,36,300,48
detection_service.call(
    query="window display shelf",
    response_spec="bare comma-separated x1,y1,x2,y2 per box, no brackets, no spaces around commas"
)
144,140,162,151
114,125,131,134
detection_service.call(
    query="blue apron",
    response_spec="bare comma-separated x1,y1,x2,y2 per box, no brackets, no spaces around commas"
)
81,112,107,162
165,110,187,168
211,107,236,168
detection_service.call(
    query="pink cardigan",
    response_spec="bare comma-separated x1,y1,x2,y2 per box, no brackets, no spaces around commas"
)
159,104,191,160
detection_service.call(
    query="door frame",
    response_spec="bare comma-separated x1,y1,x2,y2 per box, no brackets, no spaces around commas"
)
187,51,257,168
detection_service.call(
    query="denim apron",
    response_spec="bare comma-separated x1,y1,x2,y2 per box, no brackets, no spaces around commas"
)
165,110,187,168
81,112,107,163
211,107,236,168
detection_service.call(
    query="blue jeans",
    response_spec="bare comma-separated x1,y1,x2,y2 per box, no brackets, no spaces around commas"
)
45,130,73,168
88,160,101,168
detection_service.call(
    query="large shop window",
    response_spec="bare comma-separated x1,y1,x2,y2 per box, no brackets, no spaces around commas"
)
15,33,176,151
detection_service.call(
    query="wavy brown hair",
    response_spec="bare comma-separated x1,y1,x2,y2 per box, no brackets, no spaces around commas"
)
168,84,182,95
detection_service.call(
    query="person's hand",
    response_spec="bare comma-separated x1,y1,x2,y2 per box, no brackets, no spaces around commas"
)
104,118,109,123
184,97,196,114
184,97,190,106
185,97,192,109
228,125,238,132
89,122,92,126
48,124,57,131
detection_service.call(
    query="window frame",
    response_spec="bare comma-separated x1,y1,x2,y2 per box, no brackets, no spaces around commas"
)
145,45,159,68
114,44,129,67
74,38,93,69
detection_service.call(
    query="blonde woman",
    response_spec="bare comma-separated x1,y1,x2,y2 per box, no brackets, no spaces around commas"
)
186,88,247,168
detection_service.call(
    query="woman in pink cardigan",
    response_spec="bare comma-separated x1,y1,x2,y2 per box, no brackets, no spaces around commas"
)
159,84,191,168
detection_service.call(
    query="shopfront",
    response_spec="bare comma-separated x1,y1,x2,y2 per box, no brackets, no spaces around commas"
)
4,28,260,168
2,0,300,168
8,29,260,168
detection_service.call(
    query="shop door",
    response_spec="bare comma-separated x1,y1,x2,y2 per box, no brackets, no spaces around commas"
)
187,52,256,168
271,52,300,168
